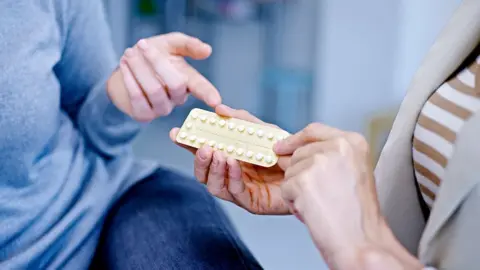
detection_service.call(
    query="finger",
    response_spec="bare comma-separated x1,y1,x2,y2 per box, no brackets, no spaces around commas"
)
159,32,212,60
290,141,332,165
285,200,305,223
178,62,221,107
226,157,244,195
277,156,291,171
280,177,302,202
284,156,315,180
119,61,155,122
124,48,174,116
215,105,263,123
194,146,214,184
274,123,343,155
169,128,196,154
137,39,188,105
206,151,227,195
215,105,279,129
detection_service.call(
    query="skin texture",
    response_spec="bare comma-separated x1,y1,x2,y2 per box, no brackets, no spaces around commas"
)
171,108,424,270
169,105,291,215
275,123,423,270
107,31,425,270
107,32,222,122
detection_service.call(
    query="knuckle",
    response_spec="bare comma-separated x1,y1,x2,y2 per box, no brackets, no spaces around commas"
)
210,157,220,169
207,185,220,196
291,150,300,161
210,152,224,172
155,104,173,117
169,81,188,94
297,172,310,187
164,103,174,114
168,32,191,43
312,153,324,165
304,123,322,138
334,137,350,151
146,86,164,95
194,159,208,172
124,47,139,59
310,155,325,172
133,114,153,123
135,39,147,48
348,132,369,152
168,31,184,38
129,92,145,102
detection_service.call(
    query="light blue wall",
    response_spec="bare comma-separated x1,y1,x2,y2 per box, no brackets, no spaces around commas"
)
393,0,463,100
312,0,462,133
312,0,401,132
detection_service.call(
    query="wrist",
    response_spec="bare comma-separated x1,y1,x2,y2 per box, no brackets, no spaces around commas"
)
106,68,133,117
331,245,423,270
106,68,119,99
328,221,423,270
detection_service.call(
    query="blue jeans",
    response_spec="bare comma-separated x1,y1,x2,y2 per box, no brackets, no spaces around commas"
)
90,167,262,270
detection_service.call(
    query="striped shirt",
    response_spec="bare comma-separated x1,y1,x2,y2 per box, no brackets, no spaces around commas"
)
412,51,480,210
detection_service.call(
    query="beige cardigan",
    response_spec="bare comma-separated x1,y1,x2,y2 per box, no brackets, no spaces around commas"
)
375,0,480,268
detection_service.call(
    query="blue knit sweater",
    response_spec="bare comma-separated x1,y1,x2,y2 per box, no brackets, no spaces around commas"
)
0,1,156,268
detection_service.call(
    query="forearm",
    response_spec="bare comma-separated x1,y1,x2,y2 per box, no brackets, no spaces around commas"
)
327,225,424,270
349,246,423,270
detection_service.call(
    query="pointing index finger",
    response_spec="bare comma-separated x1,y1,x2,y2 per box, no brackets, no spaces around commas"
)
175,61,221,107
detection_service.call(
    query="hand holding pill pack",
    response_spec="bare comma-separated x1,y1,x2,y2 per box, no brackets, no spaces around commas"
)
175,108,290,167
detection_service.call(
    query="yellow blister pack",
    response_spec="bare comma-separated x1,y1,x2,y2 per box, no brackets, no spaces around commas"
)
175,108,290,167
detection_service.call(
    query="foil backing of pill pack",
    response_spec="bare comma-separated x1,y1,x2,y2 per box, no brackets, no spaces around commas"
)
175,108,290,167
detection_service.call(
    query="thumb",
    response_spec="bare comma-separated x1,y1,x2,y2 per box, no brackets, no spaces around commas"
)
277,156,291,171
157,32,212,60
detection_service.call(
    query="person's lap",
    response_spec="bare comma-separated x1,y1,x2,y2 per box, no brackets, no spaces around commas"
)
90,167,261,270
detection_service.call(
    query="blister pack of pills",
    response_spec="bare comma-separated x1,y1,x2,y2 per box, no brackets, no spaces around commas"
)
175,108,290,167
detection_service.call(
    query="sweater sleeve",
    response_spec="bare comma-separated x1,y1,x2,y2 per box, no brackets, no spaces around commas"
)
53,0,141,158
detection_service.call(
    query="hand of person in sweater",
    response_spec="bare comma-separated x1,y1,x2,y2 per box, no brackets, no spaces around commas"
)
169,105,292,215
107,32,221,122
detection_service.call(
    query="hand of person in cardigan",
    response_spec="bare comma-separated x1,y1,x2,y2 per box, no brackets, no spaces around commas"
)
275,123,424,270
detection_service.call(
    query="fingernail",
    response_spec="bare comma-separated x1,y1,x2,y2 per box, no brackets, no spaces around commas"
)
137,39,149,50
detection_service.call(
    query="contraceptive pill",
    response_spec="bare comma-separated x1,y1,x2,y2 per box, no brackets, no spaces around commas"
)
175,108,290,167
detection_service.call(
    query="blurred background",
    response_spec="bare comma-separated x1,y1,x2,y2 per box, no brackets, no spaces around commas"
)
103,0,462,269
